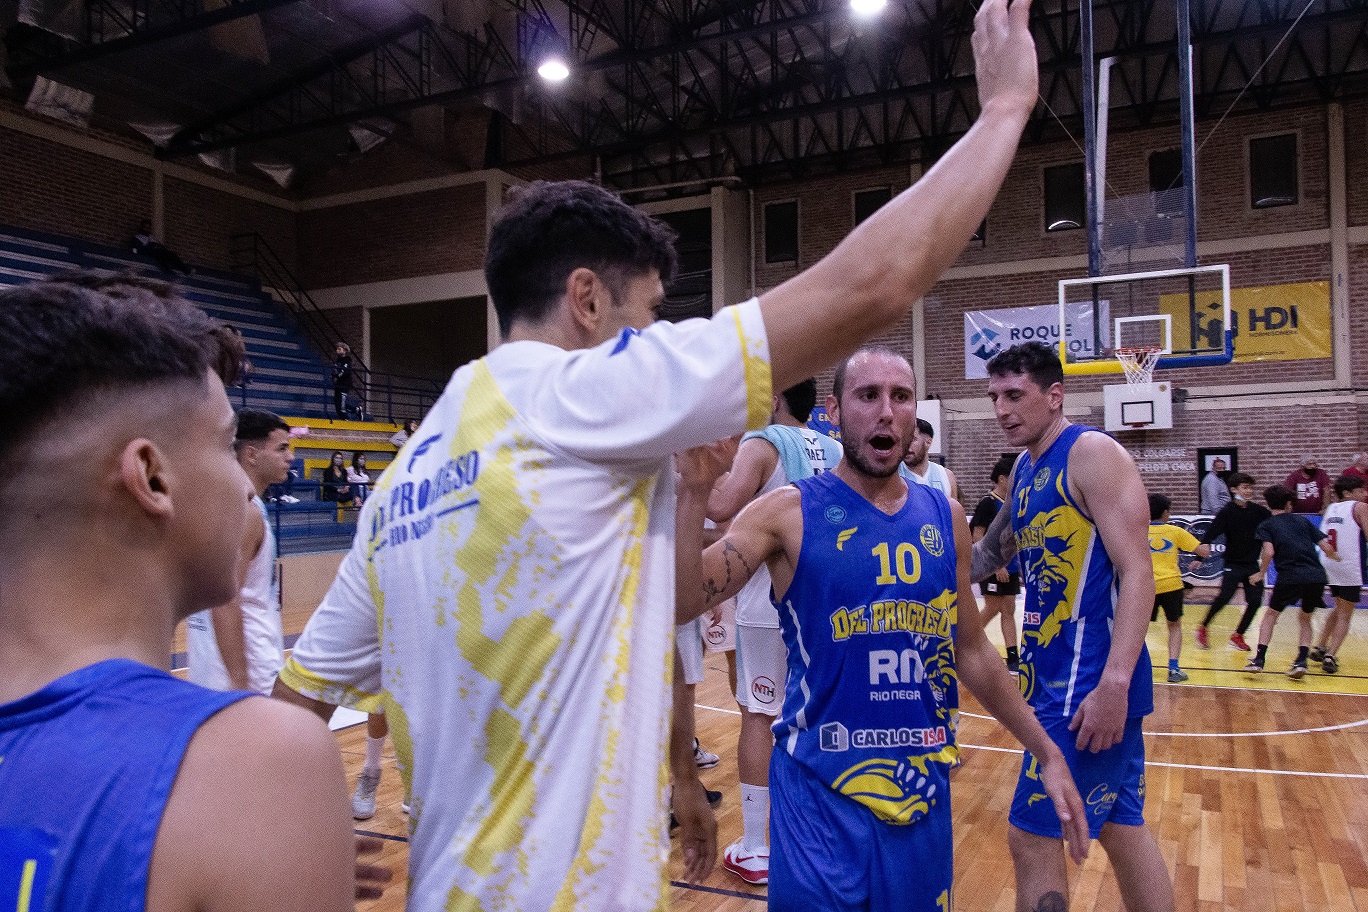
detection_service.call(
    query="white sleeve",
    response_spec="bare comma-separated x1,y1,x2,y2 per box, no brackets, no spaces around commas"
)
277,544,383,711
511,299,772,467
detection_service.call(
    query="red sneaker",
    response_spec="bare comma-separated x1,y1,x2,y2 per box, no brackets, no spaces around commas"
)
1195,626,1209,649
1229,633,1251,651
722,840,770,885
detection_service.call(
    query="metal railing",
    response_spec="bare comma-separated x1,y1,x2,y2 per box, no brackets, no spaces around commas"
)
230,232,445,422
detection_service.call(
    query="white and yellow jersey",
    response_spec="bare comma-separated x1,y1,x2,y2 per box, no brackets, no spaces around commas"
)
280,300,770,912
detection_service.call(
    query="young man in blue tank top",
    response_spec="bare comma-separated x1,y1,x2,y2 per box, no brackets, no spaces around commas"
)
983,341,1171,912
0,274,369,912
693,347,1088,911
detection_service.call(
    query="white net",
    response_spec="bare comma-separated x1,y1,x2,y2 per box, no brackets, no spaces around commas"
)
1116,346,1162,385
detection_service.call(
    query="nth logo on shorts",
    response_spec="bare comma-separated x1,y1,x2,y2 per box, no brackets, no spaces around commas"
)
706,624,727,645
819,721,849,752
751,676,777,704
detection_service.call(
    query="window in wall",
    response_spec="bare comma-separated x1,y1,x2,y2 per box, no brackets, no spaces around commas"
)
1148,148,1186,216
764,200,799,264
1249,134,1298,208
853,187,892,226
1043,162,1086,232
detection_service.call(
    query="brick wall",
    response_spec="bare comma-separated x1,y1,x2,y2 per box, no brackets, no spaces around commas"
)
297,183,488,288
164,177,297,272
0,123,153,247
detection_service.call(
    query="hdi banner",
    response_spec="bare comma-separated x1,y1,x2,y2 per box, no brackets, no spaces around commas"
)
963,302,1110,379
1159,281,1330,363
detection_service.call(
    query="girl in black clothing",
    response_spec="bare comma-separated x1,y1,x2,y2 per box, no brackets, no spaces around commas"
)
332,342,355,418
321,451,354,505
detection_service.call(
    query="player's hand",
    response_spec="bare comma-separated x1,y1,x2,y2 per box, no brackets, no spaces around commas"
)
995,567,1010,583
676,436,740,495
353,835,394,901
1249,571,1264,584
1068,678,1128,752
972,0,1039,119
1037,752,1090,864
1188,558,1202,569
672,778,718,882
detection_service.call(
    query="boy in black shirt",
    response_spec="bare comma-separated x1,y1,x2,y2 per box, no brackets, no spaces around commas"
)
1245,485,1340,678
971,454,1021,673
1196,472,1271,651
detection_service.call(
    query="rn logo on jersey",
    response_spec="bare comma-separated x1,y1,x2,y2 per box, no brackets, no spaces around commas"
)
825,505,848,524
751,676,777,705
819,721,849,752
1033,467,1051,491
919,524,945,558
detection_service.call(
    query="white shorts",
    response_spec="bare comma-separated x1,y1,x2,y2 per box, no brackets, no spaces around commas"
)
703,598,736,654
676,617,704,686
735,623,787,716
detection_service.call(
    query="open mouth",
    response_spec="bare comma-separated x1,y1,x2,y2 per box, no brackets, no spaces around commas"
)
869,434,897,456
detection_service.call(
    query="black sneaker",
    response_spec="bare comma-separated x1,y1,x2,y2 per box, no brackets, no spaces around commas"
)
1309,646,1326,663
1286,662,1307,680
1243,659,1263,673
1006,656,1020,675
1322,655,1338,674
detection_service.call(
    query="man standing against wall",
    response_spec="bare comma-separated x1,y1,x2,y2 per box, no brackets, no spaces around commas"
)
1200,457,1230,515
1284,457,1331,514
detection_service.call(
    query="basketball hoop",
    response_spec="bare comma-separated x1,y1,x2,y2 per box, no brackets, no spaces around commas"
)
1115,346,1162,386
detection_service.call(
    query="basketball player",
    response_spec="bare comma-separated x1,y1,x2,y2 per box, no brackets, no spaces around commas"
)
1244,485,1339,679
1147,493,1210,683
972,454,1022,673
0,274,359,912
186,409,291,694
1194,471,1270,651
1310,475,1368,673
693,347,1087,909
983,341,1172,912
705,379,842,885
270,0,1043,905
899,418,960,500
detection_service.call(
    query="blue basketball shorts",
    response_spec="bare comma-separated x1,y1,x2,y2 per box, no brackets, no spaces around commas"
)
1009,714,1147,840
769,749,953,912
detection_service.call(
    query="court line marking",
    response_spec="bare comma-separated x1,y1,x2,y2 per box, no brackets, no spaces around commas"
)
694,702,1368,778
956,742,1368,779
956,709,1368,738
669,880,765,901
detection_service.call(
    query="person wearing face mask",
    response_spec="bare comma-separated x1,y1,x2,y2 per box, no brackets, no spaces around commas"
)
1194,472,1271,651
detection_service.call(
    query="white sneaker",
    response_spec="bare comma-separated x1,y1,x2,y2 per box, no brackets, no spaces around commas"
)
693,738,719,769
352,770,380,820
721,840,769,885
401,802,412,815
279,495,301,504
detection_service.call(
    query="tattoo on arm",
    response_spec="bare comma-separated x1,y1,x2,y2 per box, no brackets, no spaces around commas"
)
1032,892,1068,912
701,540,756,602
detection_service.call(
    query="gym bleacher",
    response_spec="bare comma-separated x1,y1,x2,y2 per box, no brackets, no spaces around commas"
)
0,222,406,553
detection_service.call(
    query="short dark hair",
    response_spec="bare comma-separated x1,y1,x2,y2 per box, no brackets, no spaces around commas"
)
781,379,818,422
1264,485,1294,511
485,181,679,336
1226,471,1255,489
990,454,1017,483
1333,474,1365,497
916,418,934,438
0,272,242,467
1148,493,1170,521
831,345,911,402
985,341,1064,390
235,409,289,448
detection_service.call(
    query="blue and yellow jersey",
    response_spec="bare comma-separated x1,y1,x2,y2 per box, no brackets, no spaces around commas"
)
1149,522,1201,594
1010,424,1153,720
776,471,960,826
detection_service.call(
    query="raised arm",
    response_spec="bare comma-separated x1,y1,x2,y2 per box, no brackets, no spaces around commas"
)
950,500,1089,863
758,0,1039,391
1069,434,1155,752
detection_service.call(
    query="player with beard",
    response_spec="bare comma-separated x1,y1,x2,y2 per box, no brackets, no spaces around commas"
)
690,347,1087,911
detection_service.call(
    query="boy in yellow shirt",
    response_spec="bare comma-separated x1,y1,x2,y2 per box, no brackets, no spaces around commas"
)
1149,494,1212,682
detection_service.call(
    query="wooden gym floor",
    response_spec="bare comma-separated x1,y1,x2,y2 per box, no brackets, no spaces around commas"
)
177,596,1368,910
